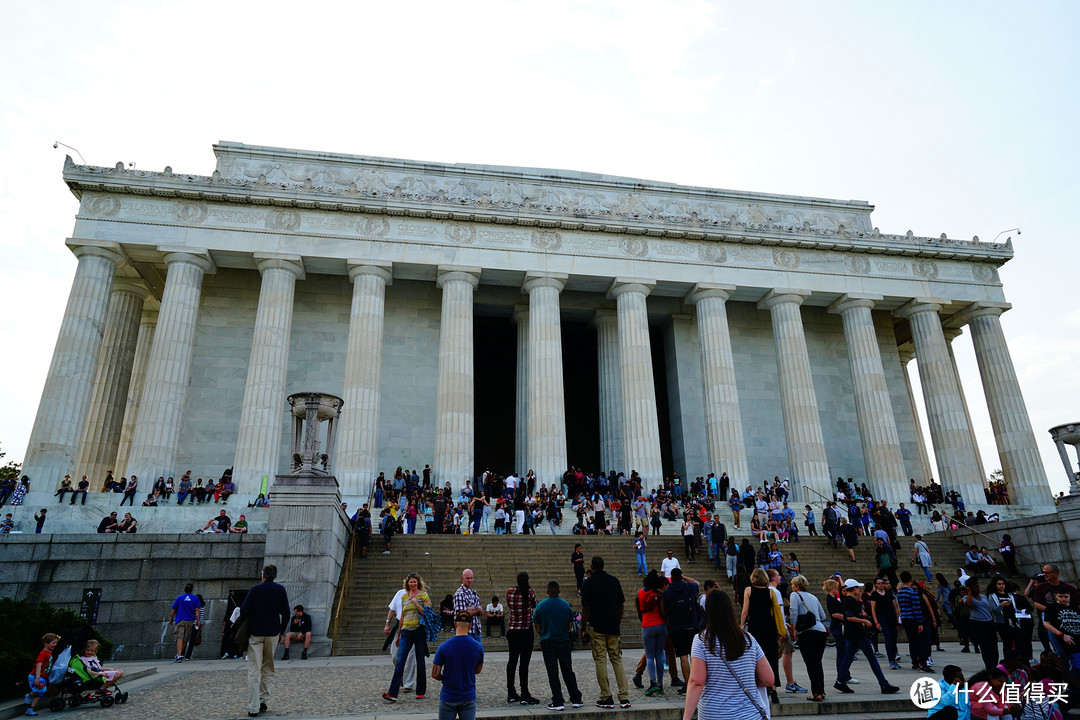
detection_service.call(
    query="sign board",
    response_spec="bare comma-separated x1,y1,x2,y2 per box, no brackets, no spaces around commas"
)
80,588,102,625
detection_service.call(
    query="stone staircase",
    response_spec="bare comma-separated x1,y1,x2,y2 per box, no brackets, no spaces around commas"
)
328,529,976,656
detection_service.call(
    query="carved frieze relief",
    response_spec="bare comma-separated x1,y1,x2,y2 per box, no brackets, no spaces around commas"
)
445,224,477,245
85,196,121,217
912,260,939,279
620,237,649,258
698,244,728,264
531,230,562,251
972,264,999,283
172,202,208,225
772,249,801,269
266,209,302,232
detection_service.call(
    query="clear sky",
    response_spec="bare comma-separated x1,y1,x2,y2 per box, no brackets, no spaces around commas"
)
2,1,1077,494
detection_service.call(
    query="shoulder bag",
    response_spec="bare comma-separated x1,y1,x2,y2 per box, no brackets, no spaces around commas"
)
793,591,816,633
719,639,770,720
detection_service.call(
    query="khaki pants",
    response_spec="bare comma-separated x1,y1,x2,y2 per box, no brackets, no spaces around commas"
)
589,631,628,702
247,635,276,714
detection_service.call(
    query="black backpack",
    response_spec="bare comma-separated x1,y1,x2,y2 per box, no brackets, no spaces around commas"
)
667,582,702,630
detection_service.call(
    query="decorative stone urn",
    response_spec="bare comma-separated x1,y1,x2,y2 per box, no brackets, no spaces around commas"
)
286,392,343,475
1050,423,1080,498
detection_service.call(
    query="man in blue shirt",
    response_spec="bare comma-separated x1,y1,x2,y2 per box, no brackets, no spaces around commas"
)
533,581,583,711
926,665,969,720
170,583,202,663
432,612,485,720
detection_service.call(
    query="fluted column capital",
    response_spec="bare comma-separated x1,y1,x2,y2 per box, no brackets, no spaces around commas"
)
68,240,125,266
522,272,568,294
895,297,948,321
949,301,1012,327
686,283,736,305
512,304,530,325
160,248,215,274
757,288,811,311
255,253,306,279
437,266,481,290
590,308,618,329
942,327,964,343
111,279,152,302
347,260,393,285
827,293,882,315
607,277,655,300
897,346,916,365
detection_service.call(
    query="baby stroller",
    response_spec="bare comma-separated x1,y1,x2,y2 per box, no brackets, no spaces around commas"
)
46,626,129,711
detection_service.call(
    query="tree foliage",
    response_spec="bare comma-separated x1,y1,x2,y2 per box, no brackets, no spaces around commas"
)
0,443,20,484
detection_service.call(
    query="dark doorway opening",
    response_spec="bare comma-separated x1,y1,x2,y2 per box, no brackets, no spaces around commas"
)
650,325,674,482
562,321,600,473
474,316,516,477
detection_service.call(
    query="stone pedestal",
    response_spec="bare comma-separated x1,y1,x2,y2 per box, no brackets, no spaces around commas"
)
264,473,351,658
23,242,124,488
592,310,623,475
337,262,392,500
759,289,831,502
127,250,214,484
896,299,983,504
75,280,150,488
829,295,907,502
433,267,481,488
687,283,748,484
523,273,568,487
609,279,663,484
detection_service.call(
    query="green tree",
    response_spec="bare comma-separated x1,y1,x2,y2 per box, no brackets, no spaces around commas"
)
989,468,1004,484
0,443,20,484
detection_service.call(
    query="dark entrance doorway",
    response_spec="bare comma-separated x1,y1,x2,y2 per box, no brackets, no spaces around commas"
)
562,321,600,472
474,316,516,477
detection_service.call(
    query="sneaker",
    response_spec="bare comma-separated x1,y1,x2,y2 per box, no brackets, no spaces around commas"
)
596,698,615,708
547,703,565,711
633,674,644,689
677,686,687,695
382,693,397,702
652,689,665,698
416,694,425,700
644,685,658,697
889,662,901,670
875,652,884,657
282,650,290,660
848,678,860,684
882,685,900,694
260,703,267,713
926,658,934,667
222,653,231,659
960,646,970,653
25,712,38,718
571,701,584,708
833,682,854,694
174,655,183,663
508,693,520,704
383,550,391,554
786,683,808,693
301,649,308,660
522,696,540,705
620,700,632,708
670,677,686,687
894,656,903,663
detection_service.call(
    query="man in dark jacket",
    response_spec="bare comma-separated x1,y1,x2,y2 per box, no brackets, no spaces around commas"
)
238,565,290,718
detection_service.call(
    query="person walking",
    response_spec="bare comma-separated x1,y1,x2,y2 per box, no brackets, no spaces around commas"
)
580,555,631,709
505,572,539,704
739,568,781,703
533,581,583,711
636,570,668,697
833,579,900,695
664,568,699,696
237,565,290,718
384,573,431,701
634,532,648,576
912,535,934,583
383,582,418,693
681,589,773,720
432,612,485,720
788,575,828,702
170,583,202,663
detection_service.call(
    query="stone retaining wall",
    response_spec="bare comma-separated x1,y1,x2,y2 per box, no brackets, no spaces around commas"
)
0,533,265,660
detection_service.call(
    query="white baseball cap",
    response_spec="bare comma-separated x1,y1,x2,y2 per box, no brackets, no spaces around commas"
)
843,579,862,589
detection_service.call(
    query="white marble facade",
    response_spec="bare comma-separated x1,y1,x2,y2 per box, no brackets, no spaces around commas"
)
20,142,1054,511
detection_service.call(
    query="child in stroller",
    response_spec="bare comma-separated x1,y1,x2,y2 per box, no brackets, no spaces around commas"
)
46,626,129,711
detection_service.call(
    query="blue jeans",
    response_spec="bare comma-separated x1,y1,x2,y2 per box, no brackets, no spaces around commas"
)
373,489,383,507
831,628,846,677
879,621,898,664
438,699,476,720
636,554,646,575
838,635,890,687
388,628,426,697
641,624,668,687
407,518,417,534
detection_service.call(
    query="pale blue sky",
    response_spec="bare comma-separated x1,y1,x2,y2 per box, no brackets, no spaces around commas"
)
2,1,1077,492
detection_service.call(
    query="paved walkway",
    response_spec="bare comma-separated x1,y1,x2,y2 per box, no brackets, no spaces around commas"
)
3,642,990,720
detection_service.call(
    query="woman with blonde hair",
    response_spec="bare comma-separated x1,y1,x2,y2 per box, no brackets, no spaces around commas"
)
383,572,430,702
682,589,773,720
789,575,828,701
740,568,781,703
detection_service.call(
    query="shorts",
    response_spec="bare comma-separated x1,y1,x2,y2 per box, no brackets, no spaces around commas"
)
670,628,696,657
778,635,794,655
174,619,194,645
27,674,47,696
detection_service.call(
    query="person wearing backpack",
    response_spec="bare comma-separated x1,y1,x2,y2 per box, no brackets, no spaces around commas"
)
636,570,669,697
663,568,700,695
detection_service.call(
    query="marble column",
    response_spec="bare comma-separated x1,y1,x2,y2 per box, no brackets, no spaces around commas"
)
955,302,1053,508
433,267,481,489
232,255,305,495
336,262,393,498
512,305,529,477
897,347,934,484
23,242,124,488
126,250,214,484
758,289,831,503
686,283,749,484
592,309,623,474
74,280,150,487
523,273,568,486
608,279,663,484
895,299,983,504
943,328,988,490
828,294,908,502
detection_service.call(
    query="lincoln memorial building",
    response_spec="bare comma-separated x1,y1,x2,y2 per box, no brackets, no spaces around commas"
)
22,142,1053,512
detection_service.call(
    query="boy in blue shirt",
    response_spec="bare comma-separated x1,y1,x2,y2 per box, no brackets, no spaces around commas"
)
432,612,484,720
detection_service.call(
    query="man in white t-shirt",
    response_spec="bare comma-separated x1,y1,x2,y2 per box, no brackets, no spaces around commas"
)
506,474,519,492
660,549,681,580
384,586,417,691
485,596,505,637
